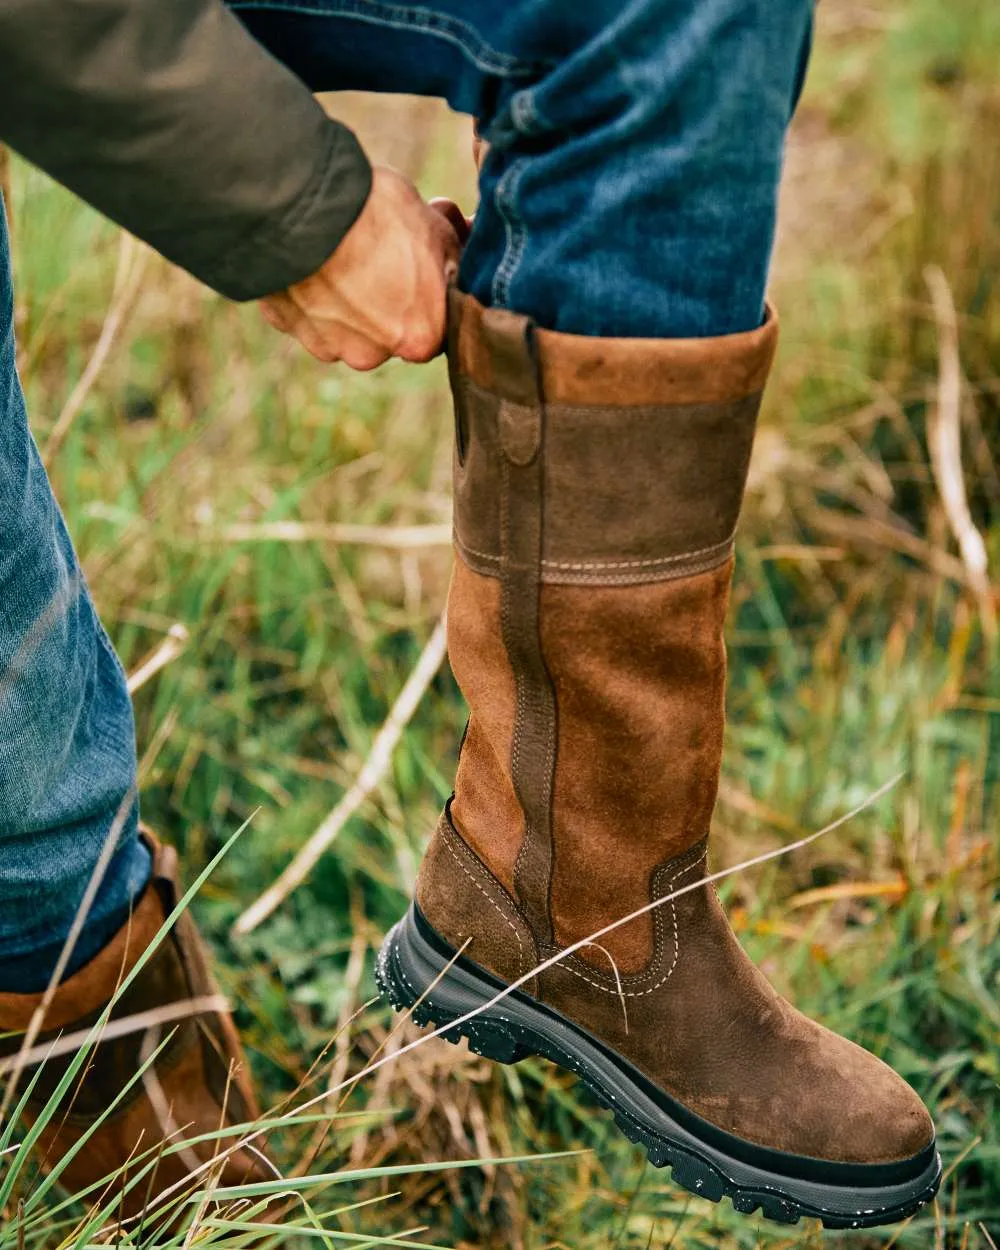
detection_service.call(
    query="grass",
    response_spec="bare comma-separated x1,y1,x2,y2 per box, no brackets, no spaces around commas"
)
1,0,998,1244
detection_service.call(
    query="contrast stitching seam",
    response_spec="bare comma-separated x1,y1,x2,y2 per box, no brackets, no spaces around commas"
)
542,550,733,586
228,0,550,76
497,452,531,974
558,849,707,998
500,458,525,809
455,533,733,570
541,539,732,570
442,825,525,977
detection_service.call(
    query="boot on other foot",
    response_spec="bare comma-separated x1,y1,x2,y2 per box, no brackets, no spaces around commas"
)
0,832,270,1234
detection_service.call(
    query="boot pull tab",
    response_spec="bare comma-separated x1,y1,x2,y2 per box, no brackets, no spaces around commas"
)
479,304,544,466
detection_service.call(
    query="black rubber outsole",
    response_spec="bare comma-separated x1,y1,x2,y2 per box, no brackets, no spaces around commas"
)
376,904,942,1231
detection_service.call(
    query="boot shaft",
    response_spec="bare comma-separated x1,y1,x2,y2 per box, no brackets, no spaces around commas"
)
440,290,777,971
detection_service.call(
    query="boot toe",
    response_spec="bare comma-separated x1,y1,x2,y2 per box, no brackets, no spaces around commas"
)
770,1014,936,1166
828,1033,935,1164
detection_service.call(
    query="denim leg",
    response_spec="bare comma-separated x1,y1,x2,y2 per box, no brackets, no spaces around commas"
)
0,202,150,993
233,0,814,337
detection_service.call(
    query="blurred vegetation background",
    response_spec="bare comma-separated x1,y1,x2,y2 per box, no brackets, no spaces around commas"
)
2,0,998,1245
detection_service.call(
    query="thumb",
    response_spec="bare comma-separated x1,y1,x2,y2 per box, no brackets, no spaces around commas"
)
429,197,473,246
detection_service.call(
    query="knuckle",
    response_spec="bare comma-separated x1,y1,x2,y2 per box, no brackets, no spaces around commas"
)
343,345,387,372
400,315,445,363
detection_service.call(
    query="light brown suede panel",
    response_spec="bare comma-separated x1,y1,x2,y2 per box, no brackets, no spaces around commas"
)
416,810,538,989
542,562,732,971
449,287,778,407
23,1029,267,1231
538,880,934,1165
447,557,524,894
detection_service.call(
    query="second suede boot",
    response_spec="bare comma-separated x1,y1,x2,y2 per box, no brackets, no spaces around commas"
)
0,833,270,1235
379,290,941,1230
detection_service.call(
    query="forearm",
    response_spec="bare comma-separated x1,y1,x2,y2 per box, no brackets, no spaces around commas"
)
0,0,372,299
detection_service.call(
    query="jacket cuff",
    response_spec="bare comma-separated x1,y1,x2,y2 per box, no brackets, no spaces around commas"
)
205,121,372,301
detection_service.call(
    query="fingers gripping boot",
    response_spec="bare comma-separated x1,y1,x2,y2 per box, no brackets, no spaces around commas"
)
379,290,940,1229
0,832,270,1231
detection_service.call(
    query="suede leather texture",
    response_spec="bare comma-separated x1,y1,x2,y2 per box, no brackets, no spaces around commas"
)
447,559,524,896
420,815,934,1164
543,565,731,971
540,876,933,1164
449,289,770,589
416,811,538,990
418,290,935,1167
0,833,269,1226
453,377,761,586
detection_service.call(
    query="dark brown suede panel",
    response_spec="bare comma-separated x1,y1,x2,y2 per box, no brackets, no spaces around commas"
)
451,380,761,586
501,439,558,950
537,877,934,1165
416,810,538,989
539,392,759,581
448,558,524,894
543,563,731,971
450,288,778,407
0,831,269,1225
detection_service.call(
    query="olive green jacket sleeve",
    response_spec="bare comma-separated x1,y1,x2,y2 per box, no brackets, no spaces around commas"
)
0,0,372,299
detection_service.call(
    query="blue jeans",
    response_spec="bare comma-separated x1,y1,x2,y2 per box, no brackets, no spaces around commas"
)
235,0,814,337
0,212,150,991
0,0,812,990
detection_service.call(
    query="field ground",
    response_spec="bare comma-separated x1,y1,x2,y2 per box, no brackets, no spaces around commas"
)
1,0,998,1245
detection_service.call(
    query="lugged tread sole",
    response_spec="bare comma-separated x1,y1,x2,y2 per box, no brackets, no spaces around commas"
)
376,905,942,1231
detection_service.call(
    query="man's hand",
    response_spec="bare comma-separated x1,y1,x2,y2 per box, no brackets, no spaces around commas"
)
260,166,467,370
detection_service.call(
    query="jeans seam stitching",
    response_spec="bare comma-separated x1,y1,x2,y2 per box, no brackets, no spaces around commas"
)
492,160,528,309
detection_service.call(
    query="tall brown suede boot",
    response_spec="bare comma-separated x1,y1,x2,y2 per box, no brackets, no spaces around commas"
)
378,291,940,1229
0,832,270,1232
